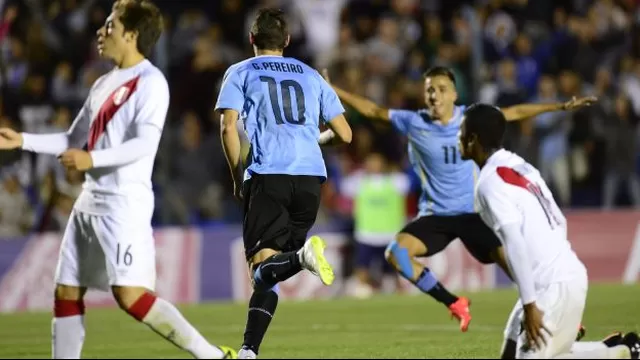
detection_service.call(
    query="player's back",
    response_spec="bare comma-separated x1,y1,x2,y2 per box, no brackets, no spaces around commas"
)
222,55,332,180
476,149,586,288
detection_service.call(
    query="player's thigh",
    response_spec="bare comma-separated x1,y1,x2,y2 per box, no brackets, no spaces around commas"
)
516,280,588,359
55,210,109,291
288,175,322,251
454,214,501,264
396,215,453,257
91,212,157,291
242,175,292,260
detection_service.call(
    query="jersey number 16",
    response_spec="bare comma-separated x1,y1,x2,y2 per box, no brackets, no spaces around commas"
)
260,76,306,125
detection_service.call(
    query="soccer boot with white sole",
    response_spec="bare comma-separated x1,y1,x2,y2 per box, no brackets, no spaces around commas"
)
299,236,335,286
238,347,257,359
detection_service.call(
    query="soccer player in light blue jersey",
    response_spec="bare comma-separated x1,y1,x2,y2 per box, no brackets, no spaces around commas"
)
327,66,596,332
215,8,353,359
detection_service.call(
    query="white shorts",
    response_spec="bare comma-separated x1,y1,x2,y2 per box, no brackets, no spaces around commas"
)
54,209,156,292
502,277,588,359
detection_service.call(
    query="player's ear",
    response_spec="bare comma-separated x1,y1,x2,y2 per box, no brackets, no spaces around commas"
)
249,32,255,46
284,34,290,48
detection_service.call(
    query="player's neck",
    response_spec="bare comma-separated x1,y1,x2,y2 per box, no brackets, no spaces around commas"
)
254,49,283,57
432,108,455,125
476,148,499,168
116,51,146,69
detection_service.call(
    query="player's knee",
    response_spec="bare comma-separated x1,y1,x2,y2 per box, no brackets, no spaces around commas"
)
385,240,413,279
112,286,148,311
54,284,85,301
54,285,86,317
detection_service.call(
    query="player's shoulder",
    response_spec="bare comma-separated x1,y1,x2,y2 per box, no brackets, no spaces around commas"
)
137,61,169,94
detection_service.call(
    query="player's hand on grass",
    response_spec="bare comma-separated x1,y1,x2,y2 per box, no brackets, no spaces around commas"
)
562,96,597,111
59,149,93,171
523,303,552,351
0,128,23,150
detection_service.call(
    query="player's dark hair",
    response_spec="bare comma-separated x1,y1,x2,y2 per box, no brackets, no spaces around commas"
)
423,66,456,86
463,103,506,150
119,0,163,57
251,8,288,51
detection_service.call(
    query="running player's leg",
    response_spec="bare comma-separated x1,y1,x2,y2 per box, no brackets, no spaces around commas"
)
91,209,234,359
240,175,320,358
52,210,90,359
384,216,463,313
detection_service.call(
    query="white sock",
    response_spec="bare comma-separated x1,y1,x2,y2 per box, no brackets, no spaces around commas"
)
140,296,225,359
555,345,631,359
571,341,608,352
52,315,85,359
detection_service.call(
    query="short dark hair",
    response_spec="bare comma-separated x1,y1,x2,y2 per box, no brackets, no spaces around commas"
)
423,66,456,86
463,103,506,150
118,0,163,57
251,8,288,51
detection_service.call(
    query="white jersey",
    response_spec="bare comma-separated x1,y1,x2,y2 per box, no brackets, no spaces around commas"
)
22,59,169,216
474,149,587,295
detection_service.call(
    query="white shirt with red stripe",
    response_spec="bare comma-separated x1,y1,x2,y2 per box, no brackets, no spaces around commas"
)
21,59,169,216
474,149,587,305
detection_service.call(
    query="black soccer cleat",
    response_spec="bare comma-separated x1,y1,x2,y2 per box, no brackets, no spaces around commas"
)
602,331,624,347
622,332,640,359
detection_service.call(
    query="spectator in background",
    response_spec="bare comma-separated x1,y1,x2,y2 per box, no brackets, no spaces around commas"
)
602,93,640,209
0,165,34,238
340,152,409,298
533,75,572,206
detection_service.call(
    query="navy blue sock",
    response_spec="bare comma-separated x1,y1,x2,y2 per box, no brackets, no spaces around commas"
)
242,289,278,355
253,252,302,291
414,268,458,306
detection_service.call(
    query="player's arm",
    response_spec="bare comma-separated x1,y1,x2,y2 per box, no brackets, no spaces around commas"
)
479,183,536,306
0,98,92,154
321,69,389,121
215,66,245,185
220,109,242,183
501,95,597,122
318,72,352,145
88,75,169,168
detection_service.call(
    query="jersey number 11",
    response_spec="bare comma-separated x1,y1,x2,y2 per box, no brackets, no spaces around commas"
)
442,145,457,164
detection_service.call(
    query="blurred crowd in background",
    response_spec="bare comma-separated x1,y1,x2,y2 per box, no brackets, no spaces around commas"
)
0,0,639,240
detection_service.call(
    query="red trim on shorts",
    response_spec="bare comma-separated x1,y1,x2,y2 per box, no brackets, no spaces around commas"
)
127,292,157,321
54,300,85,317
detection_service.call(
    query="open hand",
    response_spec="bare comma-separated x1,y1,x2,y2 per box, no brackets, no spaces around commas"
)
523,303,552,351
563,96,597,111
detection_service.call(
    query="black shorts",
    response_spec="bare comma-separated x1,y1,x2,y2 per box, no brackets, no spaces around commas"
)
399,214,501,264
242,174,322,260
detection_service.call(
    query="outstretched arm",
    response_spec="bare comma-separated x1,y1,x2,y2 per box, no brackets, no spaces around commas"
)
322,69,389,121
501,96,597,122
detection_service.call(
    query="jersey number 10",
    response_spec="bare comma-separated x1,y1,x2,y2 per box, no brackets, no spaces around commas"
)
260,76,306,125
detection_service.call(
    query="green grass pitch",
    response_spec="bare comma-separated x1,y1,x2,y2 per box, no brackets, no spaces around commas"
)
0,283,637,358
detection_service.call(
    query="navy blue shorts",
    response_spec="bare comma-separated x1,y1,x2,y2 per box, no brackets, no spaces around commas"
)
354,242,395,273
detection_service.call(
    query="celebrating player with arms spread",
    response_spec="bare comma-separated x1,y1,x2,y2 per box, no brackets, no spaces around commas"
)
215,8,352,359
0,1,235,358
459,103,639,359
325,66,596,331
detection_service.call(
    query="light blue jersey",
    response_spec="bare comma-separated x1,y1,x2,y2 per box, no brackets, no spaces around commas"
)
390,105,478,216
215,55,345,181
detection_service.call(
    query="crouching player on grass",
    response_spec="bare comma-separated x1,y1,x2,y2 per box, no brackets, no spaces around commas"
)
459,103,640,359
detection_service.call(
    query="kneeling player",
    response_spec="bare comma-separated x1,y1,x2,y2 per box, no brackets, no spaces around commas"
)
459,103,638,359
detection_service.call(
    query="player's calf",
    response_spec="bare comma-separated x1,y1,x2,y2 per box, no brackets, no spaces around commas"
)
52,284,87,359
112,286,235,359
